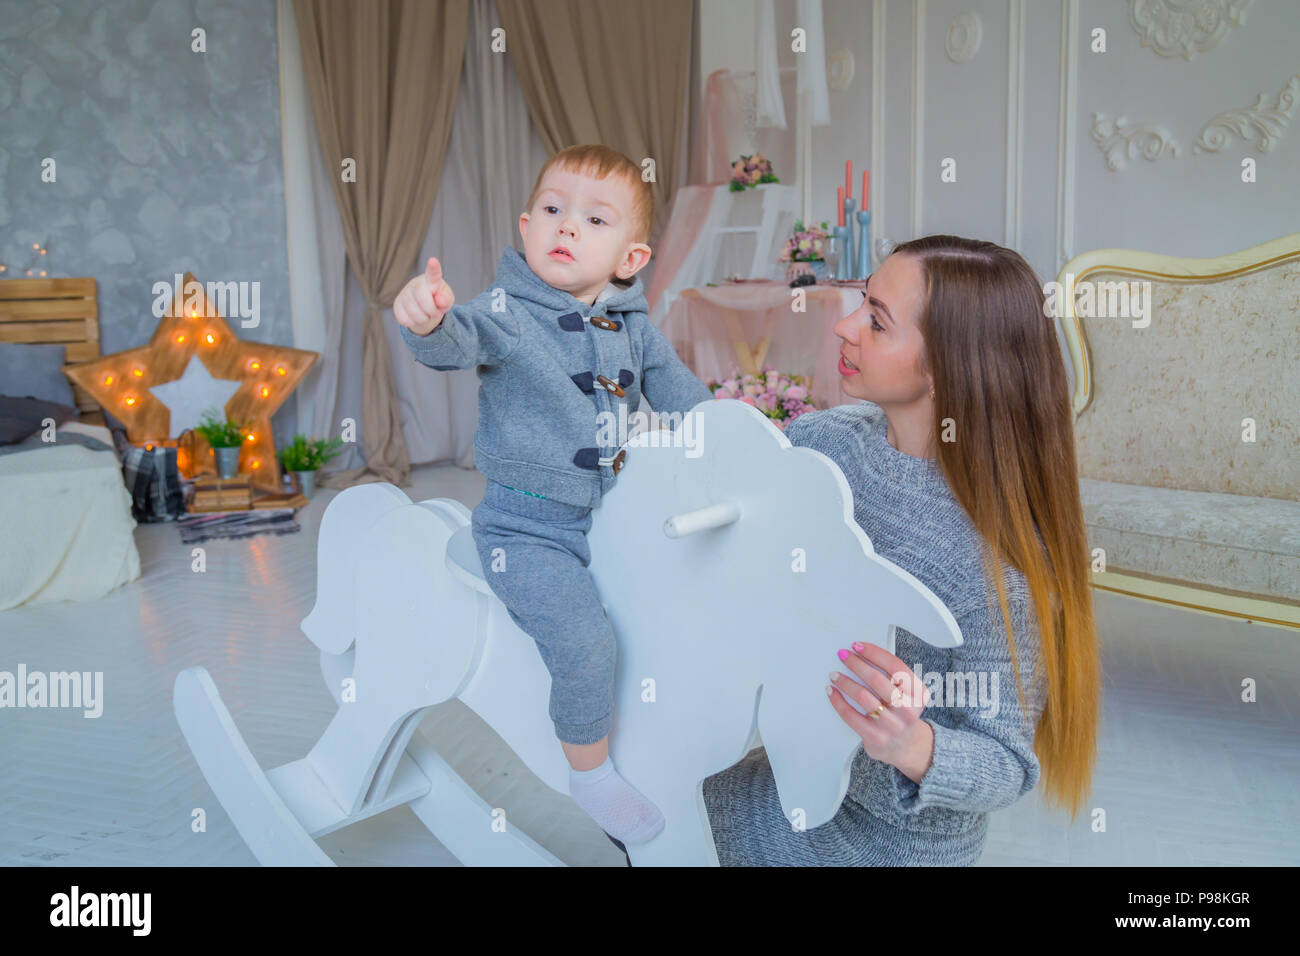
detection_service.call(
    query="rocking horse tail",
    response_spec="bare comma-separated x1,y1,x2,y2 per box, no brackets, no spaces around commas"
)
875,560,964,651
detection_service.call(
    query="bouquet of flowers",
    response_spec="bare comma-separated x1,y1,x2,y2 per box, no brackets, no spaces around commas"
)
707,365,816,430
779,219,831,263
729,153,778,191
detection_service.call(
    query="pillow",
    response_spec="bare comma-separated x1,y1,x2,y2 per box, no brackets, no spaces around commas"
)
0,395,79,445
0,342,78,407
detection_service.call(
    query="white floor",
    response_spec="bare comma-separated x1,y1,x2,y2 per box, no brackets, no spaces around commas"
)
2,461,1297,867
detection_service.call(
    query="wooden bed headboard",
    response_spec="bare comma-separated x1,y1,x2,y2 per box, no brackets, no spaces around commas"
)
0,277,105,425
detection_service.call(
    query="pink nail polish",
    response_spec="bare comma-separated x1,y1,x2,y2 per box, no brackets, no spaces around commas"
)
852,642,865,652
837,648,849,661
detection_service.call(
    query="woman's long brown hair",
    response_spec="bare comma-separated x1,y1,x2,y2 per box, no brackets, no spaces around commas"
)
892,235,1100,819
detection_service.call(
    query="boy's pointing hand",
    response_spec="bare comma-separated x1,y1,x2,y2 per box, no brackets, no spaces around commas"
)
395,256,456,336
422,257,456,315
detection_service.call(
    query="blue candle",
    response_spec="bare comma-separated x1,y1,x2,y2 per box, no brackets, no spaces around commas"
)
856,209,872,279
840,195,857,280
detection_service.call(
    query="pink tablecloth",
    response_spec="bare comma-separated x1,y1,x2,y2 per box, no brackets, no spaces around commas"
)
659,282,862,411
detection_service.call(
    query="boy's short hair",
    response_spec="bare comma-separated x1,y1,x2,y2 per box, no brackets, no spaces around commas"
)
525,145,653,245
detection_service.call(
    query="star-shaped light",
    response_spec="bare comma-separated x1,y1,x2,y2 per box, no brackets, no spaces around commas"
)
65,271,319,493
148,355,242,435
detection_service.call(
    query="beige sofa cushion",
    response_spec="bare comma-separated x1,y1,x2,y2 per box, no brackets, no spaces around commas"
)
1080,478,1300,602
1073,259,1300,501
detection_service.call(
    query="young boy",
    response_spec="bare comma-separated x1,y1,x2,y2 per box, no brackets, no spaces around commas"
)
393,145,712,844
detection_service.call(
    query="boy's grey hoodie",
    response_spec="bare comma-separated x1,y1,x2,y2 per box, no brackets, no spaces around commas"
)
399,246,713,508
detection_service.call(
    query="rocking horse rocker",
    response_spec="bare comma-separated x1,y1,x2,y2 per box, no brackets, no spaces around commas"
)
173,399,962,866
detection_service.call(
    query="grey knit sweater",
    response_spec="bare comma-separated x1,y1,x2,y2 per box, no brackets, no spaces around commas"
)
701,402,1047,866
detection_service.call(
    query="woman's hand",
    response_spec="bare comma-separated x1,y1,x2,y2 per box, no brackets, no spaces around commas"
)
828,641,936,784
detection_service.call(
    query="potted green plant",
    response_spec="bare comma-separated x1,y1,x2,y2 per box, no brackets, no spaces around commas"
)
278,434,344,498
194,407,248,479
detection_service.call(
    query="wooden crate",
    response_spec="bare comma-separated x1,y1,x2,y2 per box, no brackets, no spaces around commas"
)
0,277,104,425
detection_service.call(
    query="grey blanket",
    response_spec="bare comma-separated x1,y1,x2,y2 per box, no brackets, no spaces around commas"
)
0,430,115,458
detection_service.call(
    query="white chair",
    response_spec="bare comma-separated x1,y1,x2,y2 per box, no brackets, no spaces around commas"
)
707,183,803,283
174,400,962,866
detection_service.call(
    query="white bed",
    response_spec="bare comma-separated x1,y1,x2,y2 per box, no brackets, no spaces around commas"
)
0,419,141,611
1,277,143,610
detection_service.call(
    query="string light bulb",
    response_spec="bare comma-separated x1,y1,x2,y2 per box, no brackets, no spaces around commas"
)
205,333,215,345
259,386,270,398
103,375,114,386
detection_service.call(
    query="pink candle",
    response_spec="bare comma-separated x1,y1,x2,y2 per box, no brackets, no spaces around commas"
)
837,187,845,226
845,160,853,199
862,170,870,212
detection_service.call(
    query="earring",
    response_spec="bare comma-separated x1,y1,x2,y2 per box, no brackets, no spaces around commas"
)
929,387,935,400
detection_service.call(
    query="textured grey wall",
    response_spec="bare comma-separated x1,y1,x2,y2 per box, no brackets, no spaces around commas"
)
0,0,297,443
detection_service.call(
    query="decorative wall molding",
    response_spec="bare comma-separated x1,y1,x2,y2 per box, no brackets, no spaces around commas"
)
945,12,982,63
1057,0,1078,268
1194,74,1300,153
910,0,926,238
1004,0,1025,249
1129,0,1252,60
1090,114,1181,170
870,0,886,267
1087,73,1299,171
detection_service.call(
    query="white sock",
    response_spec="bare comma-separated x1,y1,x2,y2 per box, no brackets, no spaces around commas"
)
568,757,665,845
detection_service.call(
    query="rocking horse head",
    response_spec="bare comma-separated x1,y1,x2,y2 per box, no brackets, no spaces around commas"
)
588,399,962,836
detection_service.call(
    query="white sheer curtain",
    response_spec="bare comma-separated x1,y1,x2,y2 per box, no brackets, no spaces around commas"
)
389,0,549,467
279,0,548,473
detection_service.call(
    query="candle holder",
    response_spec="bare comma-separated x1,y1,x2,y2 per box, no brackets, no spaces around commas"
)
856,210,872,279
838,195,857,280
831,225,851,281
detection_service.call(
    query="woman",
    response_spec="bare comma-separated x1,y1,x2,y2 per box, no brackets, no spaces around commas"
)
701,235,1101,866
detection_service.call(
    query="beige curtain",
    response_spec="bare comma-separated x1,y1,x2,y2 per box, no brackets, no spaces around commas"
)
295,0,469,487
493,0,694,246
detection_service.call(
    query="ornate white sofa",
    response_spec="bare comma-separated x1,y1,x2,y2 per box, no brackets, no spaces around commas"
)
1057,233,1300,630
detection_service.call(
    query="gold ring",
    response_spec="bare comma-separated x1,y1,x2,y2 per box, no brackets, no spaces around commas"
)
866,703,885,720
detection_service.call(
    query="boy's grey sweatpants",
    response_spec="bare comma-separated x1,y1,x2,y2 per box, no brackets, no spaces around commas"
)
470,480,616,746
